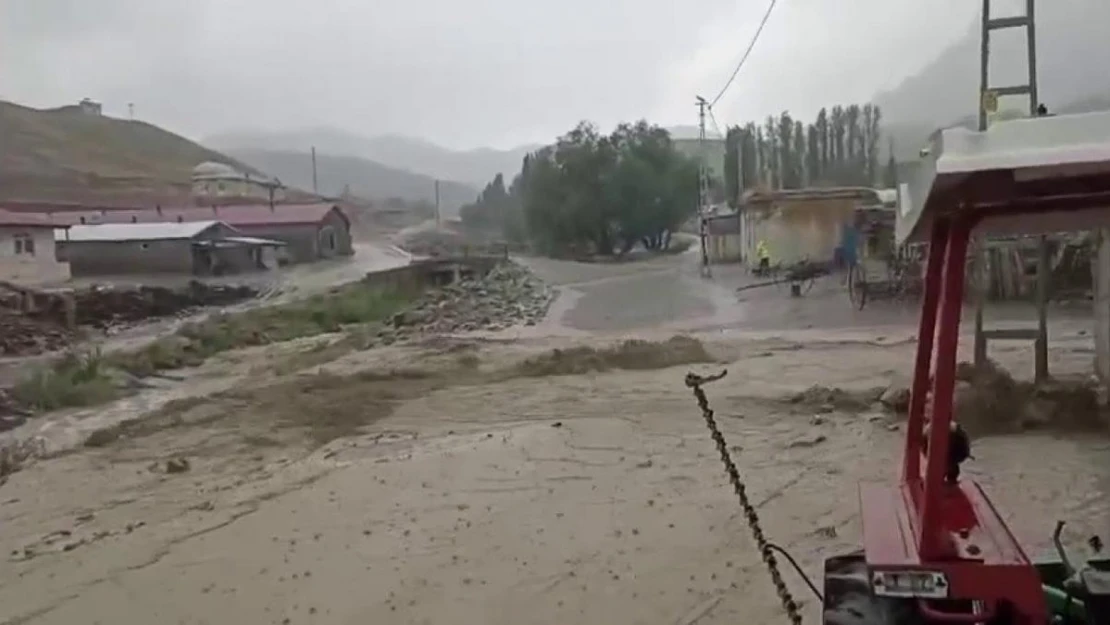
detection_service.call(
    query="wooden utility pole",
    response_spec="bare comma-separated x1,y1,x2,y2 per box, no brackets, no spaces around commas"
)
973,0,1049,382
696,96,712,278
434,179,441,227
311,146,319,194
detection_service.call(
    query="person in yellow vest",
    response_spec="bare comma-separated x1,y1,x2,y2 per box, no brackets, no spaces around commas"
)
755,239,771,275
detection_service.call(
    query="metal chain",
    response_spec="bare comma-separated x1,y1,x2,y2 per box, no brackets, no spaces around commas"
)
684,370,804,625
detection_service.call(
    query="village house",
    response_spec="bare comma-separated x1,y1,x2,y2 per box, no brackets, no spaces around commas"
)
49,203,353,264
738,187,886,267
55,221,285,277
0,210,71,285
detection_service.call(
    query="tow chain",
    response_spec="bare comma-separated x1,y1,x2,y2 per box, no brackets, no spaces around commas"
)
684,370,804,625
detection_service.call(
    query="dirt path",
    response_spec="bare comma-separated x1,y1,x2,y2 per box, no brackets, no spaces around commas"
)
1,251,1108,625
0,330,1107,625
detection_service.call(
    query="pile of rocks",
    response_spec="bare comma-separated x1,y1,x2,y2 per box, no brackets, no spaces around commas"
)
388,262,554,337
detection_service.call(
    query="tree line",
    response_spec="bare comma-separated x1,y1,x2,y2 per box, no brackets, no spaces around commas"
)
460,120,698,257
723,103,897,207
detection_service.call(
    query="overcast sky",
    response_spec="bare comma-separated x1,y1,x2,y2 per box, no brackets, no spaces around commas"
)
2,0,983,150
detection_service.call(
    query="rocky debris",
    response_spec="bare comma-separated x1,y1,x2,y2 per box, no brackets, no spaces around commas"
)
70,281,258,329
879,383,911,413
787,385,879,413
0,310,74,356
0,282,258,357
881,360,1105,434
386,262,554,337
0,437,46,484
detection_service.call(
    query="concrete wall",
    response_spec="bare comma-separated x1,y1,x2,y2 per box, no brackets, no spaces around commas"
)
709,234,743,263
741,198,856,265
0,227,71,285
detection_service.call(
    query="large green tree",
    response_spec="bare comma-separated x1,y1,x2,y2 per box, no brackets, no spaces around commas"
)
461,120,698,258
722,102,887,195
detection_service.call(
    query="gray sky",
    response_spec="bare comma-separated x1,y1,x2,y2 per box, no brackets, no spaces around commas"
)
2,0,979,150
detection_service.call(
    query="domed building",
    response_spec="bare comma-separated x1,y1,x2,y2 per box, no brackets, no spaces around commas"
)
191,161,284,202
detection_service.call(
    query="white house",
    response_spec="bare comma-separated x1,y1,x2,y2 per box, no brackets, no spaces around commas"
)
0,210,70,285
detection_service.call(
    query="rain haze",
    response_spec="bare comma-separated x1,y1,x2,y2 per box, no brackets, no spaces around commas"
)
2,0,980,150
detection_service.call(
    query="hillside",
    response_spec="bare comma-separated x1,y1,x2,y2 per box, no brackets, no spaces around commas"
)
222,148,478,215
205,128,539,188
0,100,256,203
874,0,1110,159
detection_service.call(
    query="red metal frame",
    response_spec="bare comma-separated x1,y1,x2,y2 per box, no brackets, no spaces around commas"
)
860,213,1048,623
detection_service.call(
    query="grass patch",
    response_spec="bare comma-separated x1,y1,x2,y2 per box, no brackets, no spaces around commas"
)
11,284,412,413
11,349,121,411
112,284,410,377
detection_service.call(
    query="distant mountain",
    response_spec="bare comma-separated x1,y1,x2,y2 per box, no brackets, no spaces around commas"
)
205,128,539,188
222,148,478,216
874,0,1110,159
0,100,256,203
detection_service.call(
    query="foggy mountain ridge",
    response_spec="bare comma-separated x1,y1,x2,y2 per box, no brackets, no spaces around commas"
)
205,128,540,190
222,147,479,217
874,0,1110,158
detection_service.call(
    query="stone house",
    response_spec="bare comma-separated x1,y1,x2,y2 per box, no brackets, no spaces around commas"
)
0,210,71,285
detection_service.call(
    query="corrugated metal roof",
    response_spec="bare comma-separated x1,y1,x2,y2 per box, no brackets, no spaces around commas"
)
0,209,58,228
48,203,342,228
57,220,225,242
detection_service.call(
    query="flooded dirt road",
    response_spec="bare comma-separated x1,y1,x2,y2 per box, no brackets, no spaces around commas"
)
1,251,1108,625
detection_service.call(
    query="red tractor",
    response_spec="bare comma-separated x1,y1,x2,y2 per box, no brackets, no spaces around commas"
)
819,112,1110,624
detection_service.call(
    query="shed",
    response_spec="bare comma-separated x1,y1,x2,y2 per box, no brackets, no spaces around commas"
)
54,220,280,277
705,213,742,263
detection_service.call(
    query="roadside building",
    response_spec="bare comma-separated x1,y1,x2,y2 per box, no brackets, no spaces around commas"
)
0,210,71,285
48,203,353,264
55,220,284,277
739,187,883,266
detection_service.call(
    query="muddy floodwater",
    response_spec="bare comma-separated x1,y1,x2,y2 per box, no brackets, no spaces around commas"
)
1,250,1108,625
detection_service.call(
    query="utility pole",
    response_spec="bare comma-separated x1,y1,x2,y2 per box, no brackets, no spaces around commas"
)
973,0,1048,382
696,96,712,278
311,146,319,195
128,103,134,121
434,179,442,227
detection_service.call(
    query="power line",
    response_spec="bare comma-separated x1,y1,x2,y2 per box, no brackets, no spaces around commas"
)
707,106,725,139
708,0,781,108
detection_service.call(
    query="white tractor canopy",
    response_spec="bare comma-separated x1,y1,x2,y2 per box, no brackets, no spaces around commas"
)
896,111,1110,245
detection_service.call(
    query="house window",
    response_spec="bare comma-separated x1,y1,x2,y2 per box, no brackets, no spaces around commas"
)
13,233,35,256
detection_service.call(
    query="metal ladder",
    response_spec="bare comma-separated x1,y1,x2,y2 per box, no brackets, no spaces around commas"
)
972,0,1050,382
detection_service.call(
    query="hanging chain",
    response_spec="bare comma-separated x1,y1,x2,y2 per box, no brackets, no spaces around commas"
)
684,370,804,625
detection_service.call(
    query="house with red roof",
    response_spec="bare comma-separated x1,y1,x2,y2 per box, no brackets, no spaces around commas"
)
0,210,71,285
46,203,353,264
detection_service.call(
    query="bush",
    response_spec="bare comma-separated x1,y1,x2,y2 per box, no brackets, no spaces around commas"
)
12,349,120,411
